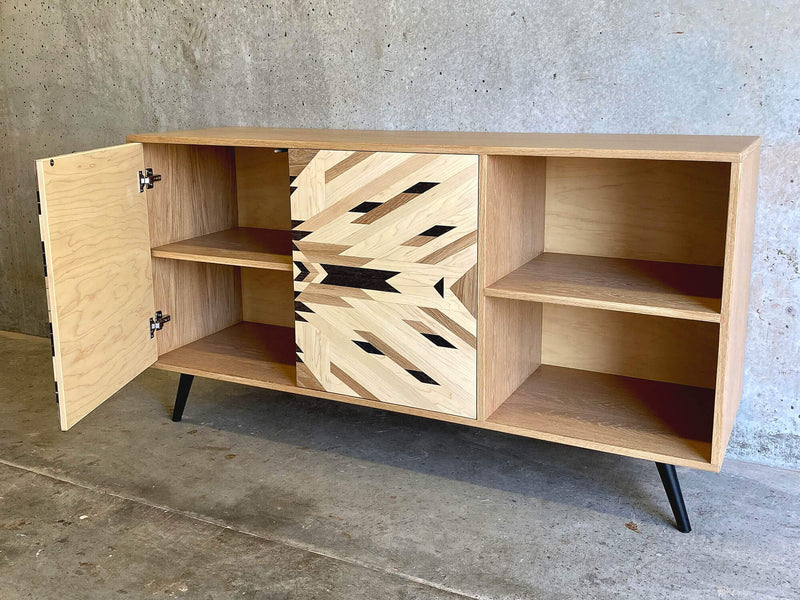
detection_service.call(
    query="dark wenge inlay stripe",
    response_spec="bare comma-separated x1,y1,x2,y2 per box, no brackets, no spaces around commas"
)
294,261,310,282
320,264,400,293
350,201,382,213
295,301,313,313
420,224,455,237
353,340,384,355
422,333,456,349
434,277,445,298
406,369,439,385
403,181,439,194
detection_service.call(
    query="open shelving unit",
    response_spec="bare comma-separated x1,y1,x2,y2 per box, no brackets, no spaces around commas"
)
477,153,753,470
140,144,299,394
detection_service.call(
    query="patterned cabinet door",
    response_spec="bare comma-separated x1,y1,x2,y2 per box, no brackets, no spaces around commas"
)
290,150,478,418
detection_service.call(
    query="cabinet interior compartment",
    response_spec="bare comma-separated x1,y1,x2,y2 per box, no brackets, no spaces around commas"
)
482,298,718,465
478,154,732,467
483,155,730,322
142,143,297,386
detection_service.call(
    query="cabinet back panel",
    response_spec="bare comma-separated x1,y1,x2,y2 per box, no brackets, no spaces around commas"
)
544,158,730,266
542,304,719,389
153,259,242,355
143,144,237,247
241,268,295,328
235,147,292,230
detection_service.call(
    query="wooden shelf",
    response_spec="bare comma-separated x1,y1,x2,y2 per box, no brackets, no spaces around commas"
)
485,253,723,322
151,228,292,271
487,365,714,465
155,322,296,388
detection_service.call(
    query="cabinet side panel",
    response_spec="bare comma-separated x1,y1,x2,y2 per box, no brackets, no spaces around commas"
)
152,259,242,355
143,144,237,247
478,155,545,419
714,149,760,464
236,147,291,230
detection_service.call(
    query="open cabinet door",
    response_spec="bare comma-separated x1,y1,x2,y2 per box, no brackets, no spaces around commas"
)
36,143,158,430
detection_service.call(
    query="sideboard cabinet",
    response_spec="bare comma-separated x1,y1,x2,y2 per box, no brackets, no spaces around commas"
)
36,128,760,531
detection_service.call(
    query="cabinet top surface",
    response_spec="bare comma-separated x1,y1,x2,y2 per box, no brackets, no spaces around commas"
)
126,127,760,162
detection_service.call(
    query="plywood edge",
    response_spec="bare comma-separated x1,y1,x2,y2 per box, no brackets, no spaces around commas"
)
483,287,722,323
126,129,758,162
37,142,142,165
712,148,760,465
150,248,292,271
35,159,67,428
476,155,489,420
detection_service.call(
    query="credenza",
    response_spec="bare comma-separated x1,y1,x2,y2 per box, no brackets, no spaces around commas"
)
35,128,760,532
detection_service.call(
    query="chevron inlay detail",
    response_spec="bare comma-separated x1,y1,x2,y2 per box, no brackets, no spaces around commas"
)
290,149,479,418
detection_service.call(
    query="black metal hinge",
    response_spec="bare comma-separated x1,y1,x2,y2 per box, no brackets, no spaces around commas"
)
54,380,59,405
37,190,41,215
138,168,162,193
149,310,171,338
49,322,55,357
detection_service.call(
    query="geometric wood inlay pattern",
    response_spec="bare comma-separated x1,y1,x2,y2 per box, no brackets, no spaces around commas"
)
290,150,479,418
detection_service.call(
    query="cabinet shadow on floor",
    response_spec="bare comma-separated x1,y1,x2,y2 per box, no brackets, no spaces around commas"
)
148,372,673,524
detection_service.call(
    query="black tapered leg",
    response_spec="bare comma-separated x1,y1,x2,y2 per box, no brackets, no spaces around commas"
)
656,462,691,533
171,374,194,422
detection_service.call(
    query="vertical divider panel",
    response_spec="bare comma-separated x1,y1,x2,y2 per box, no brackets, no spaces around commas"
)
235,147,296,337
478,155,547,419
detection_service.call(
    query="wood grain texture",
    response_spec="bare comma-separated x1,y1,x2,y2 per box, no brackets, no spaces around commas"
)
480,155,546,286
141,144,237,247
478,155,546,419
241,268,295,328
127,128,760,162
487,365,714,466
542,304,719,389
485,253,723,322
713,144,760,465
235,147,291,230
151,351,717,470
291,150,479,418
151,228,292,271
151,259,241,355
481,298,541,419
155,322,296,388
544,158,731,266
36,143,157,430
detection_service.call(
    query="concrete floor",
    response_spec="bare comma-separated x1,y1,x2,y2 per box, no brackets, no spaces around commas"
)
0,331,798,599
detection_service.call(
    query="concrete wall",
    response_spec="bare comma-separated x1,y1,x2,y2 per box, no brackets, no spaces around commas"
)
1,1,798,468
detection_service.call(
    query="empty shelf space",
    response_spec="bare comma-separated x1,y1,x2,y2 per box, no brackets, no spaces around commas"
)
152,228,292,270
485,253,723,322
154,321,296,389
487,365,714,465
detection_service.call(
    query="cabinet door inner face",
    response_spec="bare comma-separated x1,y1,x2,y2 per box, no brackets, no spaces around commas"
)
290,150,478,418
